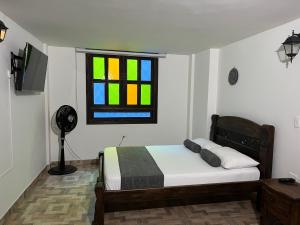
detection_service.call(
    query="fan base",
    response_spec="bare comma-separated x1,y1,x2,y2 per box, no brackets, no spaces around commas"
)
48,165,77,175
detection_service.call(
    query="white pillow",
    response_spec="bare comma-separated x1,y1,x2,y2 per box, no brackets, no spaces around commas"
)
192,138,221,150
209,146,259,169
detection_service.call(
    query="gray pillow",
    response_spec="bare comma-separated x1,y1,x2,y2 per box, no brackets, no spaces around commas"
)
183,139,202,153
200,149,221,167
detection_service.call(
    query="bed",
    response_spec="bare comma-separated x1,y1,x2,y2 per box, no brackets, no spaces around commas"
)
92,114,275,225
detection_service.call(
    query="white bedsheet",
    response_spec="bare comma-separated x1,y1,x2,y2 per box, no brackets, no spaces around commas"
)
104,145,260,190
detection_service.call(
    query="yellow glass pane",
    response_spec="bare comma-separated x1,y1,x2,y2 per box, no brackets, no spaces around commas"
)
127,84,137,105
0,30,5,40
108,58,119,80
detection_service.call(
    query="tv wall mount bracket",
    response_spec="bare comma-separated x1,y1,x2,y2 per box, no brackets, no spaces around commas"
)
11,52,23,75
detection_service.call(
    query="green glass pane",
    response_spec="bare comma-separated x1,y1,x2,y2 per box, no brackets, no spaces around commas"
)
93,57,105,79
141,84,151,105
127,59,138,81
108,83,119,105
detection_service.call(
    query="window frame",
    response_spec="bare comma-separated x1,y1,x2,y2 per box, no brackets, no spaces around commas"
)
86,53,158,124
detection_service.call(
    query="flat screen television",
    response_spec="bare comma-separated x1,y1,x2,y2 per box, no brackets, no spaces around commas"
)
15,43,48,92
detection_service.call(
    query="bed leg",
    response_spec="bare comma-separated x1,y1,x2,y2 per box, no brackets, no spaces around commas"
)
93,183,104,225
256,189,261,211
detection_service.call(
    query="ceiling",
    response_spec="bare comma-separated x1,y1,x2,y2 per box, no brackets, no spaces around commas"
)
1,0,300,54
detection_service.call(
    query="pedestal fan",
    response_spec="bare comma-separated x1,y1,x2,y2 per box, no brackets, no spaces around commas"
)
48,105,78,175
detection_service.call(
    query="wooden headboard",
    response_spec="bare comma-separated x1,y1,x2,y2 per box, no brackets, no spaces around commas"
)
209,114,275,179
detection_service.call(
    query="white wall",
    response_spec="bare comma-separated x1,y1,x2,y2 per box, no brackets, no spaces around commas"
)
47,47,190,161
191,51,210,138
0,12,46,219
218,18,300,178
207,49,219,133
190,49,219,139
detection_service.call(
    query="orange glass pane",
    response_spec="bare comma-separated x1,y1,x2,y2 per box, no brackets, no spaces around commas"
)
127,84,137,105
108,58,119,80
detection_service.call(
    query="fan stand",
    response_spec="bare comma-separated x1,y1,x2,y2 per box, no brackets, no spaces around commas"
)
48,130,77,175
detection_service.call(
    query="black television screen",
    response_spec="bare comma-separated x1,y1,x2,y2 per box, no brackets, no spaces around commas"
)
16,43,48,92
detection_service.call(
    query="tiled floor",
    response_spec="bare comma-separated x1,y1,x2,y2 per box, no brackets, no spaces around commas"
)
4,164,259,225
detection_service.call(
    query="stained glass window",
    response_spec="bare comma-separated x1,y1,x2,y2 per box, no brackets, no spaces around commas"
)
93,83,105,105
86,54,158,124
141,84,151,105
108,83,119,105
108,58,119,80
93,57,105,80
127,59,138,81
141,60,151,81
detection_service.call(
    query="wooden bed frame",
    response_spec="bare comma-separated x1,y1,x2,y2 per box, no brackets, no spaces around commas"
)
92,114,275,225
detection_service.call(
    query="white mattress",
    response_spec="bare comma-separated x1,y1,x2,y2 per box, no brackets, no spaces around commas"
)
104,145,260,190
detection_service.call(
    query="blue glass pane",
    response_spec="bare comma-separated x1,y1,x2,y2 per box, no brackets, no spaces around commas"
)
94,112,151,118
141,60,151,81
94,83,105,105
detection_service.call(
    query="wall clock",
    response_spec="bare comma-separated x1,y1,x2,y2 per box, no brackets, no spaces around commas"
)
228,68,239,85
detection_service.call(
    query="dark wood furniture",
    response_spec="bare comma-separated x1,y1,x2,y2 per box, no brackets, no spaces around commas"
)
93,114,275,225
261,179,300,225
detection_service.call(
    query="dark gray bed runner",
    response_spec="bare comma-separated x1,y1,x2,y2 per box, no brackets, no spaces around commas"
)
116,146,164,190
